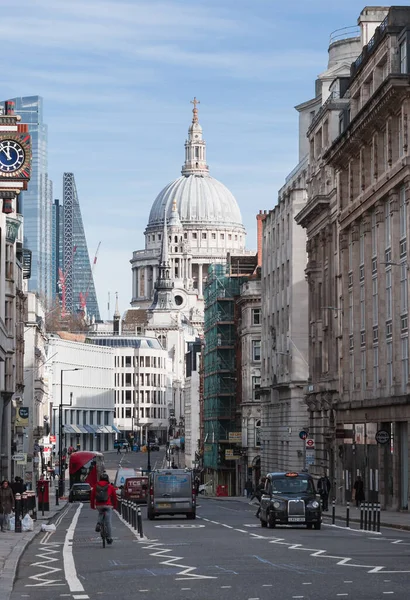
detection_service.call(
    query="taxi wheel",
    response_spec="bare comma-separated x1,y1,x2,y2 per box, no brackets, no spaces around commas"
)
267,511,276,528
306,523,313,529
314,522,321,530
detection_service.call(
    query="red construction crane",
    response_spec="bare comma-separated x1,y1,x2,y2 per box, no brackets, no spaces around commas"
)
79,241,101,315
58,245,77,317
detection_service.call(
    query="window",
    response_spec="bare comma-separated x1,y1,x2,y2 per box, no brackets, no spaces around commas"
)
387,341,393,389
385,201,391,249
192,232,197,239
373,347,379,390
252,376,261,400
125,356,131,367
125,408,131,418
125,373,131,386
361,350,366,391
349,352,354,392
400,40,407,73
212,233,216,239
5,298,12,334
202,232,207,239
349,290,353,334
386,269,392,320
402,337,409,392
255,420,261,446
221,233,225,240
372,277,378,325
125,390,132,404
401,262,408,316
252,340,261,361
252,308,261,325
360,284,365,330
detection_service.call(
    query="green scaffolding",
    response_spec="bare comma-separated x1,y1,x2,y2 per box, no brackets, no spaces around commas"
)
203,264,244,470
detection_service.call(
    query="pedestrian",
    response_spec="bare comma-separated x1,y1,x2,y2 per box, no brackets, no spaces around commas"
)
353,475,365,508
11,476,26,496
0,480,15,532
251,477,266,518
194,476,200,496
117,445,121,455
245,478,253,498
317,473,331,511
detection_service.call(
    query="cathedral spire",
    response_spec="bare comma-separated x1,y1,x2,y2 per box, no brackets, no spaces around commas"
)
149,213,175,311
113,292,120,335
181,97,209,176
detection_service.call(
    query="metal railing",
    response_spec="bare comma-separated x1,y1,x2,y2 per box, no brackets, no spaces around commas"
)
329,26,360,45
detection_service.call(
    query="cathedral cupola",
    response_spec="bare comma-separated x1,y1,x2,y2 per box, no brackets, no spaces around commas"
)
181,97,209,177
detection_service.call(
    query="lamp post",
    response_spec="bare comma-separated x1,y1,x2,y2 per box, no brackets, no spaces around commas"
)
145,422,152,472
59,368,82,497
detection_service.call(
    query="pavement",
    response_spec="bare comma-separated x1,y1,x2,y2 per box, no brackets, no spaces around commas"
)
204,494,410,531
0,488,66,600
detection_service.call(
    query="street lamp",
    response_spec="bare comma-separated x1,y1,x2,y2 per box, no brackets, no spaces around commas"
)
145,422,152,472
59,368,82,497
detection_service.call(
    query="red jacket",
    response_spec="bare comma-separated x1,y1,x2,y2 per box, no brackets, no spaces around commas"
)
90,480,117,510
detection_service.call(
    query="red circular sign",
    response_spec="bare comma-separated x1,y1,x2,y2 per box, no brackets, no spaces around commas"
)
306,439,314,447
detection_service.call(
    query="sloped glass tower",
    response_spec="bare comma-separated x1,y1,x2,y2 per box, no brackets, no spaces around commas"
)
62,173,100,321
4,96,53,302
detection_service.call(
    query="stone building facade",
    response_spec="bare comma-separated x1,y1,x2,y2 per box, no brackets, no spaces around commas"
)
298,6,410,510
260,163,309,476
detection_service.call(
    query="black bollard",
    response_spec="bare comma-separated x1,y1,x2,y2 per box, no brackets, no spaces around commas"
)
133,503,137,530
332,499,336,525
377,503,381,533
21,492,28,519
372,502,377,532
360,502,364,530
137,506,143,538
15,493,22,533
55,486,59,507
346,501,350,528
364,502,368,531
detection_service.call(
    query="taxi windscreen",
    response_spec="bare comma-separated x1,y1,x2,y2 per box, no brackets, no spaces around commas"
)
271,477,315,494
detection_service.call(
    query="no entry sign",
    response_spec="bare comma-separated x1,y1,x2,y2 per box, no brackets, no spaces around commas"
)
305,438,315,449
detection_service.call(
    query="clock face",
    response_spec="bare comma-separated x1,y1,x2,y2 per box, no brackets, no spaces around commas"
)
0,140,25,173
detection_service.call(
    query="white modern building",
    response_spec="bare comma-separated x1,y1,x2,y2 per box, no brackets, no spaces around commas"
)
47,336,115,456
183,339,202,469
88,335,171,444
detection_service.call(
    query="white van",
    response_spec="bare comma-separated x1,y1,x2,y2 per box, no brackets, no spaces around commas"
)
114,467,136,488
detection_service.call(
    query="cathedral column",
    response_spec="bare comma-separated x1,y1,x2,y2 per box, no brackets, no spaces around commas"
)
152,264,158,286
144,267,149,298
132,268,137,299
198,263,203,296
136,268,140,299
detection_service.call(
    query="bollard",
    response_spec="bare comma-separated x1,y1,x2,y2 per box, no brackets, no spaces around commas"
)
133,503,137,530
55,486,59,506
364,502,368,531
377,502,381,533
332,499,336,525
346,501,350,528
31,492,37,521
15,493,22,533
360,503,364,530
137,506,143,538
372,502,377,532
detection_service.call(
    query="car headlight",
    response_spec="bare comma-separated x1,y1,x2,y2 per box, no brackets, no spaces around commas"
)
309,500,319,509
273,501,282,509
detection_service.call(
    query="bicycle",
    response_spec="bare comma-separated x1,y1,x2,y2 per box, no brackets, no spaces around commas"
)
100,508,108,548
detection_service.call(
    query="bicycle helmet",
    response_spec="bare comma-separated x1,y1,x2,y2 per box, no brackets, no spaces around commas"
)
100,473,109,482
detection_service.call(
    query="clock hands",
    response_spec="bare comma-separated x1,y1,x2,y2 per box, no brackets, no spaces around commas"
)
0,143,12,161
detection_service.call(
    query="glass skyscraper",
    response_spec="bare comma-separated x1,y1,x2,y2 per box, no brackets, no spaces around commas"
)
60,173,100,321
3,96,52,302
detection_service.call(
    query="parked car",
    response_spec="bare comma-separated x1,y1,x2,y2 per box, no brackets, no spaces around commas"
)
259,472,321,530
148,443,160,451
69,483,91,503
114,439,130,449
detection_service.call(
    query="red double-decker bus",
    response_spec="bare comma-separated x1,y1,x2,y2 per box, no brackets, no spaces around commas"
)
69,451,105,488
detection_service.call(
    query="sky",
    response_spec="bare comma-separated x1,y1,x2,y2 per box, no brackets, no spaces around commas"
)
2,1,409,317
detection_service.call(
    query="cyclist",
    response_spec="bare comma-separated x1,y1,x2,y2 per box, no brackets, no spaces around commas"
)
90,472,117,545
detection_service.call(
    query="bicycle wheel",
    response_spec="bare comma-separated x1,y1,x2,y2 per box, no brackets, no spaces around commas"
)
101,514,106,549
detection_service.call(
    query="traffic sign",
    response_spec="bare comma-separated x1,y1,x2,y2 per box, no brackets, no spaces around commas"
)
299,430,308,440
305,449,315,465
375,429,390,445
305,438,315,449
12,453,25,461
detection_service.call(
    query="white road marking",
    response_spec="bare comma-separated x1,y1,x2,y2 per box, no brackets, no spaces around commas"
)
221,586,232,588
234,528,247,533
344,581,353,583
292,596,304,598
26,543,64,587
139,590,149,592
244,524,260,527
222,524,233,528
181,588,191,591
155,524,205,529
262,584,273,587
63,503,85,594
73,596,89,599
140,540,217,580
302,582,312,585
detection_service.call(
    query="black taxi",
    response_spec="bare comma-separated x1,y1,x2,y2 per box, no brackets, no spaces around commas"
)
259,472,321,530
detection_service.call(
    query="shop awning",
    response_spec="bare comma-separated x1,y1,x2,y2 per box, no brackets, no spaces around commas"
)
112,424,121,434
63,425,75,434
83,424,97,434
71,425,83,434
76,425,88,434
